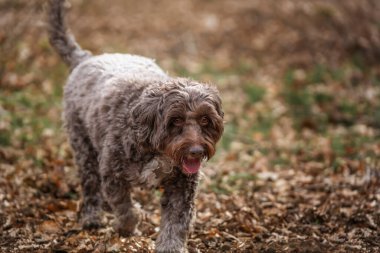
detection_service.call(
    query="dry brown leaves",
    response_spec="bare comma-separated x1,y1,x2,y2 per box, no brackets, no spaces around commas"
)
1,0,379,252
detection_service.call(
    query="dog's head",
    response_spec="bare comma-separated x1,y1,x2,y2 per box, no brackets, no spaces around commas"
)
133,78,224,174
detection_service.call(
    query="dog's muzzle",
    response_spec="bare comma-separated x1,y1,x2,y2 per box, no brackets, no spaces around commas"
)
182,145,205,174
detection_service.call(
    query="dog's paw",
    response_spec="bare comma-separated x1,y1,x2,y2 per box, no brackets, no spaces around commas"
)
115,225,142,237
155,247,188,253
114,219,141,237
81,215,103,230
155,240,187,253
114,208,141,237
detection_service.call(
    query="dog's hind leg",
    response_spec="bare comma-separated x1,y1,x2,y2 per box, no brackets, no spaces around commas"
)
67,117,103,229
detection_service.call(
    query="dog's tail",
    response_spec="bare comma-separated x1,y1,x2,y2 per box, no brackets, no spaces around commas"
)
48,0,91,69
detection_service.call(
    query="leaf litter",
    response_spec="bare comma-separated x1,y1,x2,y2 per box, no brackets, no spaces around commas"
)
1,0,379,252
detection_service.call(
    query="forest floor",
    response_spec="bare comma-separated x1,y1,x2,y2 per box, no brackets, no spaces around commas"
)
1,0,379,252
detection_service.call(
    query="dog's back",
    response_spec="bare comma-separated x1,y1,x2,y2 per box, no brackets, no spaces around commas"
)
63,53,169,152
72,53,167,79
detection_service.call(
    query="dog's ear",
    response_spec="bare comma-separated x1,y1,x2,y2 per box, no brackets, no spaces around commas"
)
132,90,163,149
199,84,224,142
205,85,224,119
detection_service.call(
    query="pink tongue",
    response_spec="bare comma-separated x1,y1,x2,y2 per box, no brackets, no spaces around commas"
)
182,158,201,174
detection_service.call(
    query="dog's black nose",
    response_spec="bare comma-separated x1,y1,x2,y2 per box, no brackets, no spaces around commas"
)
189,145,205,157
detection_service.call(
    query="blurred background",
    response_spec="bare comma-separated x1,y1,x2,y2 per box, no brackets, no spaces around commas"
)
0,0,379,252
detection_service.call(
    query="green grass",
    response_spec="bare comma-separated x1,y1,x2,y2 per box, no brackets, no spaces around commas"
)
173,64,193,78
307,64,328,84
373,106,380,127
283,70,317,130
331,136,345,157
251,113,274,137
172,59,255,82
233,60,255,76
337,100,358,117
220,122,238,150
244,84,266,104
0,83,62,148
209,172,257,195
306,64,345,84
314,91,333,104
0,132,11,146
271,157,291,167
281,64,379,131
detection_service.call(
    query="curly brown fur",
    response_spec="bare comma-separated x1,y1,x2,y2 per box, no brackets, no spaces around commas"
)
48,0,224,252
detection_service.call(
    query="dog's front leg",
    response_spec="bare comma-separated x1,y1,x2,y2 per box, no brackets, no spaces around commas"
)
102,176,141,237
100,146,141,237
155,172,199,253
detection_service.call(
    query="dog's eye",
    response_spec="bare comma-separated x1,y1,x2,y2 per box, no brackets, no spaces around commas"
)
172,117,184,127
199,116,209,126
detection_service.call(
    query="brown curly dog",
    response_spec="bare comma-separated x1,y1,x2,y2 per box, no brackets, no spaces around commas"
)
48,0,224,252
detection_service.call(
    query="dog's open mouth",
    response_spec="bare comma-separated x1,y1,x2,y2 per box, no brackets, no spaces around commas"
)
182,157,202,174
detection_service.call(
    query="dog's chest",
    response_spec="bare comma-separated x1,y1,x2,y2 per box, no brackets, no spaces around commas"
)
136,156,174,188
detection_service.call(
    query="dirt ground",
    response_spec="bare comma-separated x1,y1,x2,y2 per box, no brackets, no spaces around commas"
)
1,0,379,252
